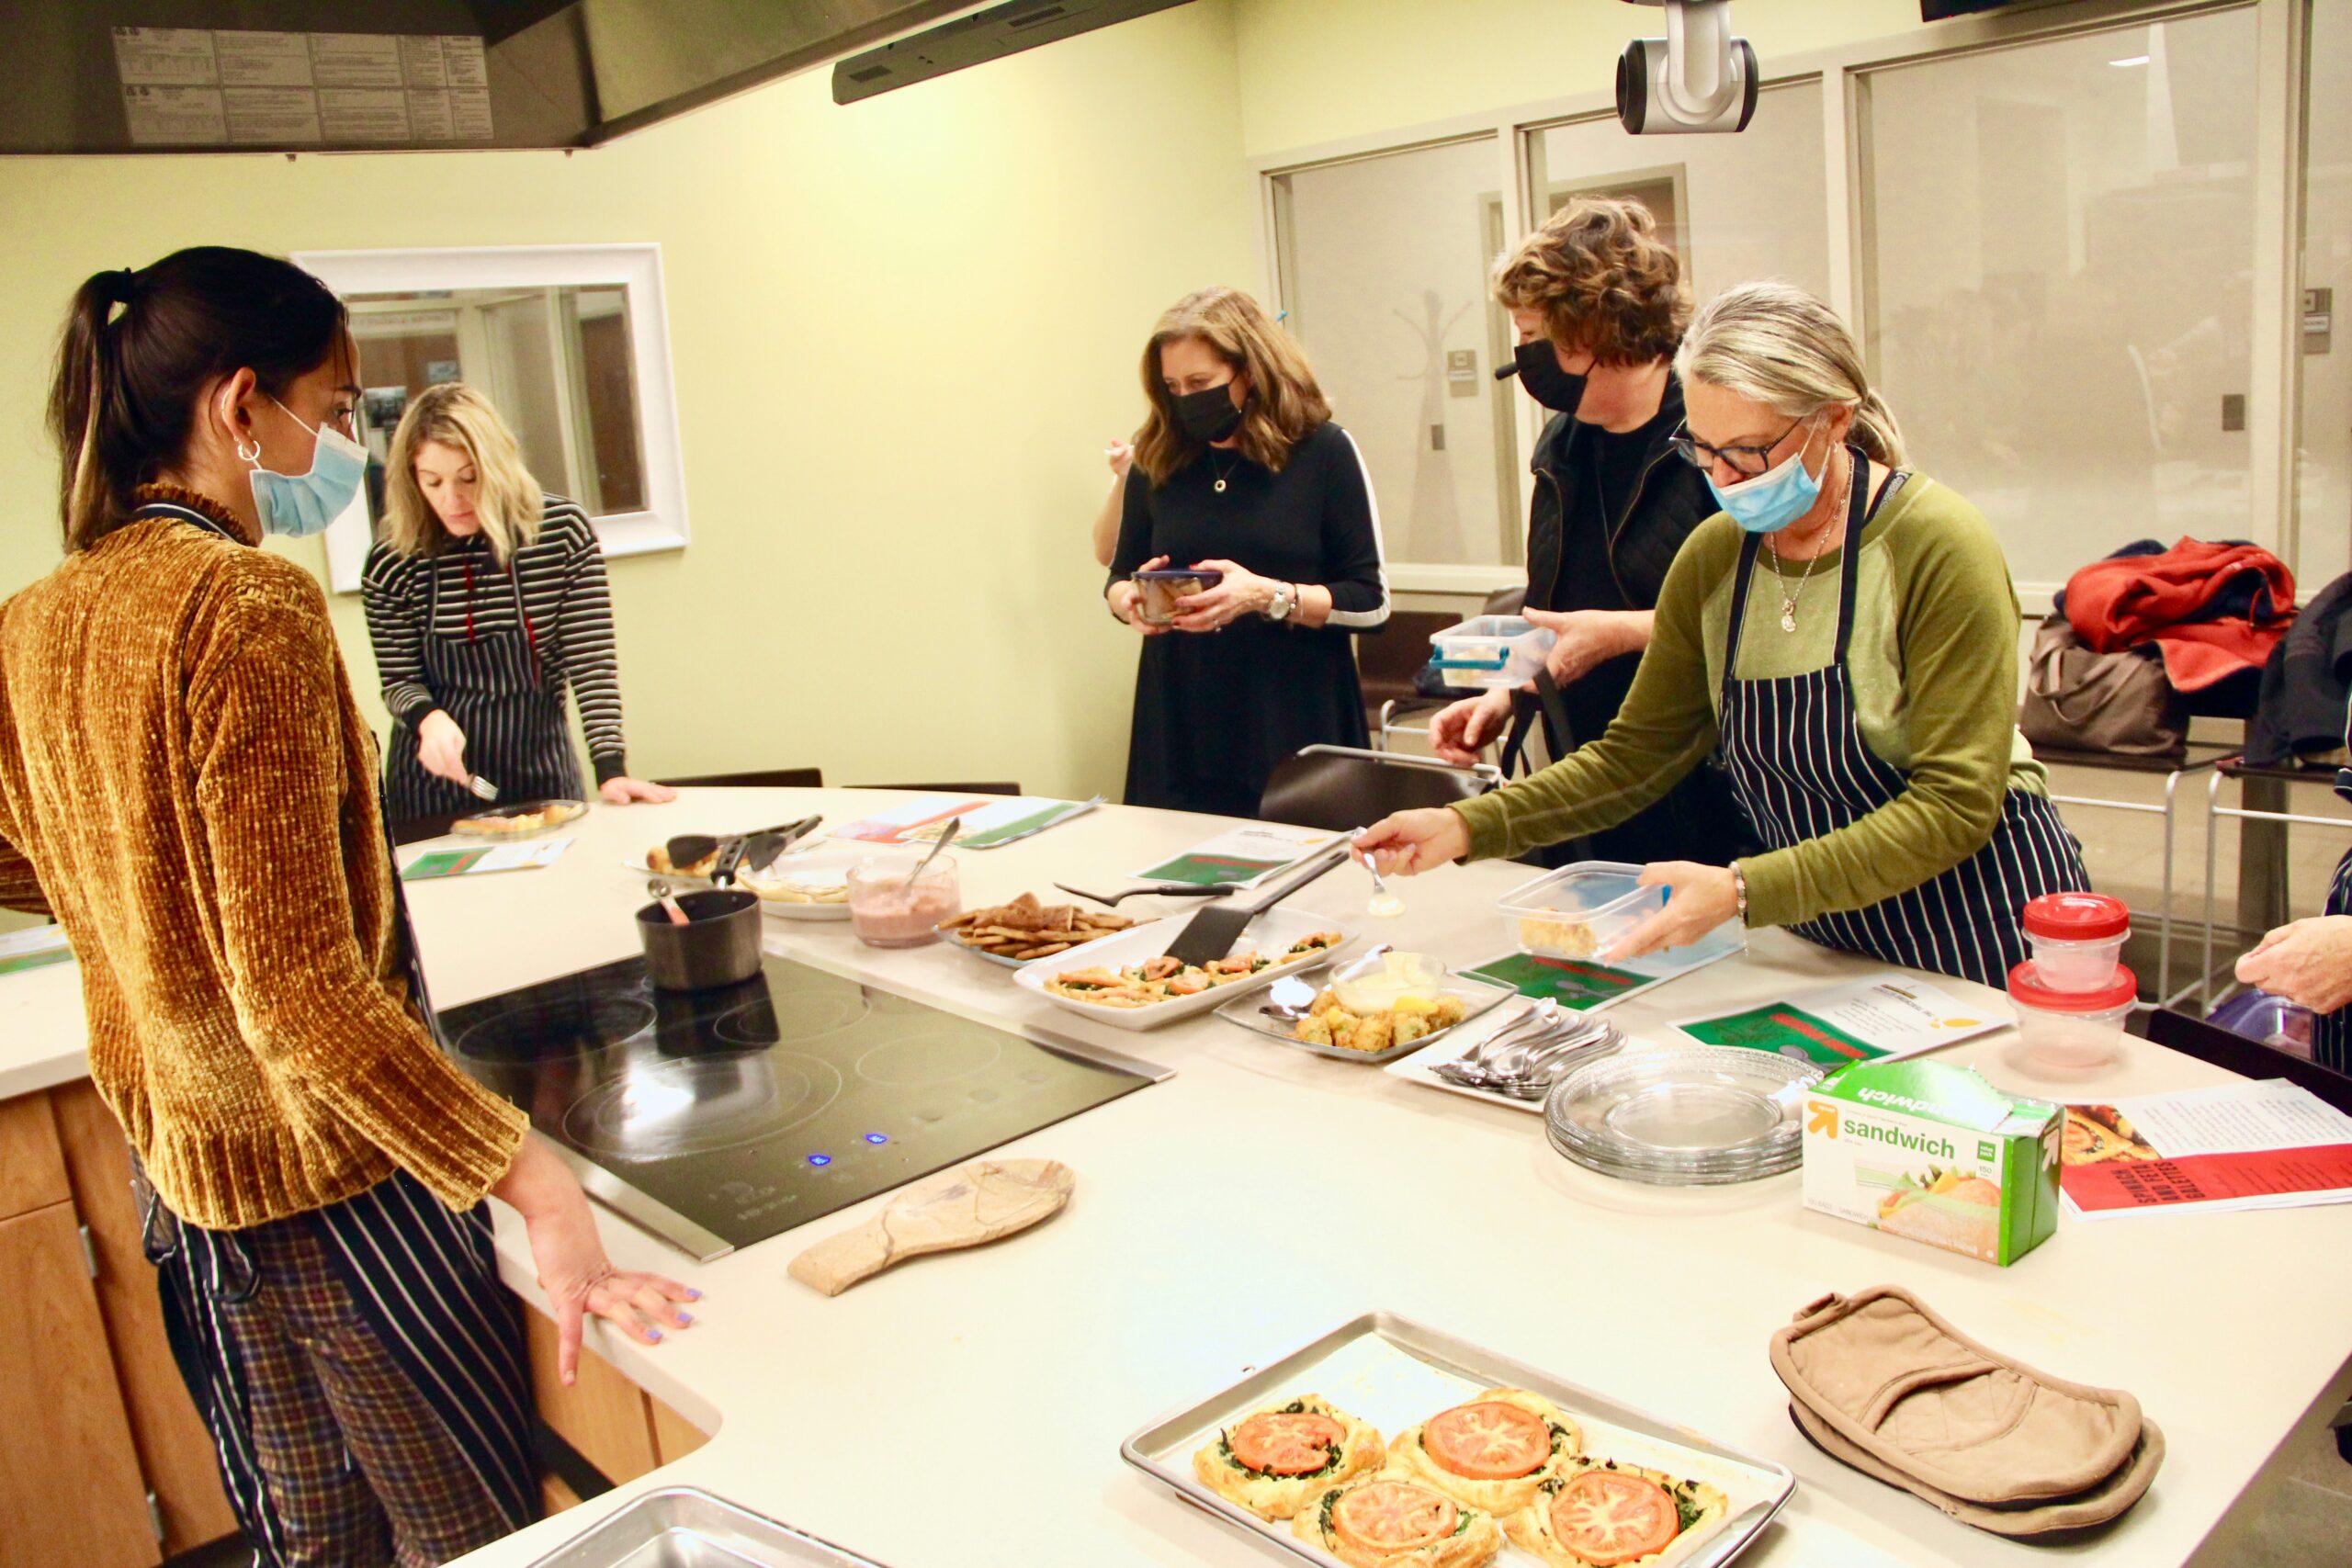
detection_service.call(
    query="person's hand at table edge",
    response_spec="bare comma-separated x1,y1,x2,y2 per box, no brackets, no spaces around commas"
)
2235,915,2352,1016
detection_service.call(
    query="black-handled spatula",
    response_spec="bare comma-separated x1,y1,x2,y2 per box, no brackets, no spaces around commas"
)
1158,838,1353,968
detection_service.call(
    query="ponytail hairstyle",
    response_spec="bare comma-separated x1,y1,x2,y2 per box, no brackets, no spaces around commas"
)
1674,281,1906,467
47,247,349,550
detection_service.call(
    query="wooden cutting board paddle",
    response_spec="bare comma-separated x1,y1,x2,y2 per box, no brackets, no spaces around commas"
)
1158,837,1353,967
786,1158,1074,1297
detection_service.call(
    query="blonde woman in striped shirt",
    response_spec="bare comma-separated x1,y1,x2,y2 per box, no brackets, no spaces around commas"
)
363,383,674,821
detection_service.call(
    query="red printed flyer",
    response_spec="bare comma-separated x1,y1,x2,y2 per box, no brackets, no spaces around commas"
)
2060,1080,2352,1220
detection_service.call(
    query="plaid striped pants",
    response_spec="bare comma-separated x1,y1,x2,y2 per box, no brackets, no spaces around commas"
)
141,1167,538,1567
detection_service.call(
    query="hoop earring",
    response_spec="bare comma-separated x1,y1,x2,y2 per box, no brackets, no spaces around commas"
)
234,438,261,464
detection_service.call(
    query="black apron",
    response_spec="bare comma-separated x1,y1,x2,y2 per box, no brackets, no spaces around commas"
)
385,550,582,821
1715,450,2091,987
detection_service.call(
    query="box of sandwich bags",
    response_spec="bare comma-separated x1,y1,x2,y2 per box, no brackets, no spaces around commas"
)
1801,1058,2062,1266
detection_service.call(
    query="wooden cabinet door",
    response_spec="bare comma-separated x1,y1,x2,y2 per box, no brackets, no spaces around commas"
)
0,1203,160,1568
50,1082,240,1556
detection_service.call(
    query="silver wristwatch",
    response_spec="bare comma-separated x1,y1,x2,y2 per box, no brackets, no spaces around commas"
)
1265,582,1296,623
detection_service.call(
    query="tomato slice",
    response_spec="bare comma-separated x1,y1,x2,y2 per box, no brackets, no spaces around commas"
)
1231,1411,1346,1475
1423,1400,1553,1480
1548,1471,1679,1567
1331,1480,1459,1554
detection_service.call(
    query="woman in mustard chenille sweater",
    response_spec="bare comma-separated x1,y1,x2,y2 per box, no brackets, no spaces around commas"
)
0,248,697,1564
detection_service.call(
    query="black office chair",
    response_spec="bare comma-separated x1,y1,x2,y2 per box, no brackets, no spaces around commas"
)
1256,745,1499,833
850,782,1022,796
2143,1007,2352,1113
657,767,824,789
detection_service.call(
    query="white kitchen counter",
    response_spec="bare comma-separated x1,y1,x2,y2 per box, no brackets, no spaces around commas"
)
6,788,2346,1567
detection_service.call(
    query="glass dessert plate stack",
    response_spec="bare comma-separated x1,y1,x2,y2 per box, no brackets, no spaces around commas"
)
1543,1044,1824,1186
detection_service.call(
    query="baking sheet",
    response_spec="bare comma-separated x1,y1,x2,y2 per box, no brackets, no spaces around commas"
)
1214,972,1520,1064
523,1485,893,1566
1122,1313,1792,1568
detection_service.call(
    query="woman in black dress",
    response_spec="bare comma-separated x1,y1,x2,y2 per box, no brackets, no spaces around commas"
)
1105,288,1389,816
362,383,673,823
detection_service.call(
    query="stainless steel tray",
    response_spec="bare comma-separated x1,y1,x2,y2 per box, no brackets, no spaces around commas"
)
525,1487,892,1567
1120,1312,1792,1568
1214,973,1521,1064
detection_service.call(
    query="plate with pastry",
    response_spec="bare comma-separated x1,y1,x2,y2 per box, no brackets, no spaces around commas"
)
735,848,863,919
1193,1394,1386,1520
1216,968,1517,1065
1293,1472,1502,1568
939,893,1149,967
1504,1456,1730,1568
453,799,587,840
1121,1312,1789,1568
1386,1389,1582,1516
1013,906,1353,1031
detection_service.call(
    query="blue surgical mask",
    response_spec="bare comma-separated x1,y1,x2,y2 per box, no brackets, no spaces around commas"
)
1707,423,1824,535
246,397,366,539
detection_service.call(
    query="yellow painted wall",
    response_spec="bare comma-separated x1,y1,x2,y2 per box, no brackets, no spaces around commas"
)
1232,0,1931,157
0,1,1250,801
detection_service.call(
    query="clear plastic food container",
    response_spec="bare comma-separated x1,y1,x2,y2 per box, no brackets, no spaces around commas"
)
2007,962,2135,1068
1429,615,1557,691
846,853,961,948
1134,569,1224,626
1495,862,1664,961
2020,892,2131,992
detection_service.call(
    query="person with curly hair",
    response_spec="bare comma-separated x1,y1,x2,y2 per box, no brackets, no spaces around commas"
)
1429,196,1742,866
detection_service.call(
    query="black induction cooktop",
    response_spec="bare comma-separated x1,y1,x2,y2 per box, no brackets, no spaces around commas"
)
439,953,1165,1260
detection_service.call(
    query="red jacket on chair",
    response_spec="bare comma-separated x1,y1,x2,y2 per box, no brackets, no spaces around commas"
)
2063,538,2296,693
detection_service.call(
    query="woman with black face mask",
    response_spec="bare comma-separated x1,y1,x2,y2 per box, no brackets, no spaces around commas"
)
1428,197,1743,868
1104,288,1390,817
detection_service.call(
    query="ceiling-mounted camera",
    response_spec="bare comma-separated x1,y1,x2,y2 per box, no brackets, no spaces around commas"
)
1617,0,1759,135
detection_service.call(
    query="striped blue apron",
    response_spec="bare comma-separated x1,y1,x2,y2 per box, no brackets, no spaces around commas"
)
1715,450,2092,987
2312,758,2352,1073
385,549,582,822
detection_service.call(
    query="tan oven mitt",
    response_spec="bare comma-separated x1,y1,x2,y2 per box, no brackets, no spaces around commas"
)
1769,1286,2145,1506
1789,1399,2165,1536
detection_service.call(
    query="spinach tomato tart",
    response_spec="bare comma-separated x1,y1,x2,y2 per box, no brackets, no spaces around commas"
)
1292,1471,1503,1568
1506,1454,1729,1568
1387,1386,1584,1514
1193,1393,1384,1520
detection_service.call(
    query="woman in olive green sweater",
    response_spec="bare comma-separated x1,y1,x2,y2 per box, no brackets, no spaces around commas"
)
1358,283,2089,987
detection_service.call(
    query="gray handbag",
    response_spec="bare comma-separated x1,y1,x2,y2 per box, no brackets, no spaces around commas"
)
2018,615,2188,758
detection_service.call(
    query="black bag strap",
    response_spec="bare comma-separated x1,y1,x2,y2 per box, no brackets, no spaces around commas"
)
1498,670,1577,780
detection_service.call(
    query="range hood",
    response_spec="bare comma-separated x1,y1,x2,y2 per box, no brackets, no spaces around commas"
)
0,0,1191,155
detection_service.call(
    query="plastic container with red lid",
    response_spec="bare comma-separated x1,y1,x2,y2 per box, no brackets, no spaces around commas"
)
2007,960,2136,1068
2020,892,2131,993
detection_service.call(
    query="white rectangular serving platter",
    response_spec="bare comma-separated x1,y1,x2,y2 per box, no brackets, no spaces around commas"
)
1214,972,1521,1064
1012,906,1356,1032
1121,1313,1792,1568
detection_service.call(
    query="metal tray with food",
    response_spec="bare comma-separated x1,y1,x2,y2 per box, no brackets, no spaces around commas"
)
522,1485,892,1566
1121,1313,1792,1568
1215,970,1520,1064
452,799,587,840
1011,906,1354,1032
